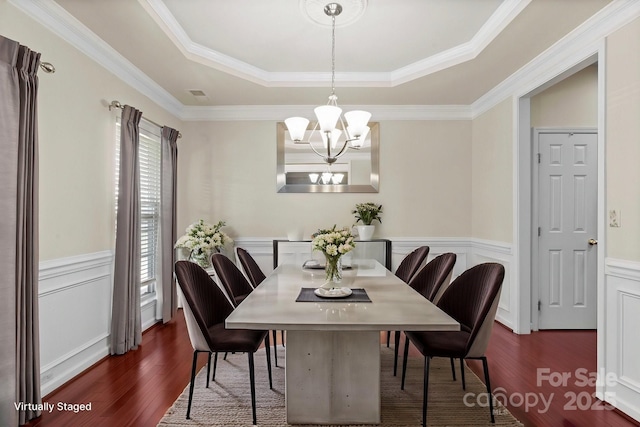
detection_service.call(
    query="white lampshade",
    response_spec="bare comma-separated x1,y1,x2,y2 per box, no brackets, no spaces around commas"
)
321,172,333,184
348,125,369,148
285,117,310,142
344,110,371,137
331,173,344,184
314,105,342,132
309,173,319,183
320,129,342,149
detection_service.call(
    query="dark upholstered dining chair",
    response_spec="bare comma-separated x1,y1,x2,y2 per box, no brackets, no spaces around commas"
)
211,252,254,306
386,246,430,346
174,261,272,424
392,252,457,375
235,247,285,366
400,262,505,427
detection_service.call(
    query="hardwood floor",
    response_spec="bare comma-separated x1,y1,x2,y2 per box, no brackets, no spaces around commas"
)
23,311,638,427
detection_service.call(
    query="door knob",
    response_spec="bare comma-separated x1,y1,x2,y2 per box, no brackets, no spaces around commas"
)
588,239,598,246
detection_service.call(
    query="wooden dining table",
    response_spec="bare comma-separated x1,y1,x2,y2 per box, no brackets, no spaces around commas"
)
225,259,459,425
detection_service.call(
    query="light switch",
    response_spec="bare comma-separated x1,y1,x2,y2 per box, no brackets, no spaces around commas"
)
609,209,621,227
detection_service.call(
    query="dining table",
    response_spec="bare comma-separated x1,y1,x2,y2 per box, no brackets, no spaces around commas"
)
225,259,459,425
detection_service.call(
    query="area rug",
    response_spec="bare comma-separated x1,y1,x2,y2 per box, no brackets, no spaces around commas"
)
158,346,522,427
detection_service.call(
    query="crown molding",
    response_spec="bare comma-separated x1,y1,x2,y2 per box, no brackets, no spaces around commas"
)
471,0,640,118
11,0,639,122
9,0,184,117
391,0,531,86
180,104,473,121
140,0,530,87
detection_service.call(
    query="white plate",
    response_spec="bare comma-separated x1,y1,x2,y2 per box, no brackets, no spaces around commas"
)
314,287,353,298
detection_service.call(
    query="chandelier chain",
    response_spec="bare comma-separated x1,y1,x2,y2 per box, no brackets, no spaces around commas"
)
331,13,336,97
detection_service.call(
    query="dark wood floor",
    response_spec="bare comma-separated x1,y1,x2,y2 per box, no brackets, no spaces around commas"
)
23,311,638,427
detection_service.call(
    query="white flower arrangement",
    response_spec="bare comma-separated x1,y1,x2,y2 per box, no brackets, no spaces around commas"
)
175,219,230,267
311,225,356,258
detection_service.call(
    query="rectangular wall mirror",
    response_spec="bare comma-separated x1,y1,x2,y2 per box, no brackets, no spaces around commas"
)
276,121,379,193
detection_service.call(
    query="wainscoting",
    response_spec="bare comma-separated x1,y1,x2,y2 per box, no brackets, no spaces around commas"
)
38,250,158,396
603,258,640,421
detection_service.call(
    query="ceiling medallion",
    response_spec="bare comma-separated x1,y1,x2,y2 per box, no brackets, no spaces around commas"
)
300,0,367,28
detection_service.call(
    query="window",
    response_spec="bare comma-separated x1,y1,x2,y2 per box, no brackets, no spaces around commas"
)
115,117,162,296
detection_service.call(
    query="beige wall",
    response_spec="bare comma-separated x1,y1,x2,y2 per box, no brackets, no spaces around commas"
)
606,17,640,261
471,98,514,243
0,2,182,261
178,120,472,239
531,64,598,128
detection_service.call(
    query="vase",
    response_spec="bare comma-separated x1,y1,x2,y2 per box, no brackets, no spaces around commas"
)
324,255,343,284
357,225,375,241
189,250,212,269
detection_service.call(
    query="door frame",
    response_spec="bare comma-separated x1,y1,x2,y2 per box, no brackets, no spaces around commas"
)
513,43,606,395
530,127,598,331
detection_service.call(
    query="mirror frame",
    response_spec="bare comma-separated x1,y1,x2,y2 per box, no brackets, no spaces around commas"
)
276,121,379,193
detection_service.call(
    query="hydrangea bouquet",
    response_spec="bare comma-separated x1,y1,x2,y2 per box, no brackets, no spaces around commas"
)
311,225,356,285
174,219,230,268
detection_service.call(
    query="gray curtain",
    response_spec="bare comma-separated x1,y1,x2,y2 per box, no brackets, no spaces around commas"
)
110,105,143,355
0,35,42,426
160,127,179,323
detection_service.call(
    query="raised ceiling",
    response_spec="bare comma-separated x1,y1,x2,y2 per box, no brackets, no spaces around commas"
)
46,0,611,108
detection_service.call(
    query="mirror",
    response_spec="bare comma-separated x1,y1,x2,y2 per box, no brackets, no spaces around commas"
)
276,121,379,193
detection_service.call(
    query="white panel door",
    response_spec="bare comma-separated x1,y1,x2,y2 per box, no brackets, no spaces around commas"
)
537,130,597,329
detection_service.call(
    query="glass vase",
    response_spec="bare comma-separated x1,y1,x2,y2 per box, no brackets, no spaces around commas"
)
190,250,211,269
324,255,343,284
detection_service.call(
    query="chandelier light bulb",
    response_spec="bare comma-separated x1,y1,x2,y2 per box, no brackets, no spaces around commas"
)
331,173,344,184
321,129,342,149
348,125,369,148
285,117,309,142
314,105,342,132
344,110,371,137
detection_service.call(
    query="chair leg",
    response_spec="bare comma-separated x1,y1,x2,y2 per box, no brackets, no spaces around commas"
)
460,358,466,390
448,357,456,381
401,337,410,390
480,356,495,423
281,330,285,347
264,333,273,389
223,352,228,360
393,330,401,376
386,330,391,347
272,330,278,367
186,351,199,419
422,356,430,427
248,352,257,425
206,352,212,388
212,352,219,381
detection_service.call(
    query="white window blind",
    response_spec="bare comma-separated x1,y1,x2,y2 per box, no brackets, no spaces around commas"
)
115,117,162,296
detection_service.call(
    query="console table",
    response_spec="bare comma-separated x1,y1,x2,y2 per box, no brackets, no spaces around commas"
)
273,238,392,270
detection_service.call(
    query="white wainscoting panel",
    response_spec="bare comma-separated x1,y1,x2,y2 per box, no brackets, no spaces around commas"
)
469,238,515,331
603,258,640,423
39,251,114,396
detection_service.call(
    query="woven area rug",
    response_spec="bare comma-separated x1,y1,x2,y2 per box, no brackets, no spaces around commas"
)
158,346,522,427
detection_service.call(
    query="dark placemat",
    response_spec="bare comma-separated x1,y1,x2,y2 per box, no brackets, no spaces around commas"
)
296,287,372,303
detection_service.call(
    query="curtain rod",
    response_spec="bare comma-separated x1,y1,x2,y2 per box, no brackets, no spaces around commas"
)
109,100,182,138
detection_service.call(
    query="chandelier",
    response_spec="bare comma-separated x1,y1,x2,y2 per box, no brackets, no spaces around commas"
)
285,2,371,165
